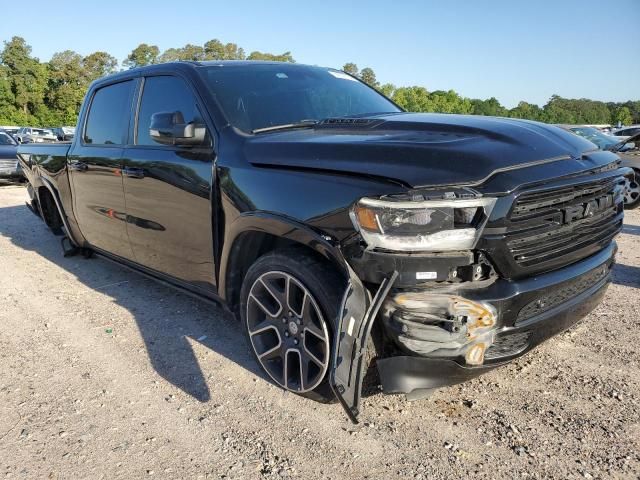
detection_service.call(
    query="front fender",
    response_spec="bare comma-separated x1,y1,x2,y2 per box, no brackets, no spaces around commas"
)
219,211,383,422
218,211,350,299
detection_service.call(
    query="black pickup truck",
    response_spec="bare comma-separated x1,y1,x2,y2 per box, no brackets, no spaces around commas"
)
17,61,631,422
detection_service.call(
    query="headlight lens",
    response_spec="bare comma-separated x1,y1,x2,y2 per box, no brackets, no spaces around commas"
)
351,196,496,252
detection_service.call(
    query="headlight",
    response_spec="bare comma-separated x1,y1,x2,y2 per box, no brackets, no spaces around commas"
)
351,196,496,252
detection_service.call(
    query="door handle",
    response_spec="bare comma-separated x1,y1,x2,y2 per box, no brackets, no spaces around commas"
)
123,167,145,179
68,161,88,172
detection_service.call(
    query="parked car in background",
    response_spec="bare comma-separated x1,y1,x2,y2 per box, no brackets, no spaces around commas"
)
611,125,640,139
0,126,20,137
557,125,640,208
15,127,57,144
51,126,76,141
0,130,22,180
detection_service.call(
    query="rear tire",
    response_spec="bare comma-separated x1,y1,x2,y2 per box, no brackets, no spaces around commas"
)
240,249,345,402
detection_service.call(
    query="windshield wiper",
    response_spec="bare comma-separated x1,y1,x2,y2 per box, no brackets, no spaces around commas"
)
252,119,319,134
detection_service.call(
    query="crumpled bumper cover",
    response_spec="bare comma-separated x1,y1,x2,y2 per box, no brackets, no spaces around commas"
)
377,242,616,395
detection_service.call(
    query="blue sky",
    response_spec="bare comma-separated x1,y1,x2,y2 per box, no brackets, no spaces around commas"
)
4,0,639,107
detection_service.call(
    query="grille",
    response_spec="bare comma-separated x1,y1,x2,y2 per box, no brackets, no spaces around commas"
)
516,263,609,323
506,177,623,269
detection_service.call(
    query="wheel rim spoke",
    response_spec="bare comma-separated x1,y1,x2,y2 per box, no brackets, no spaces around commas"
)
258,342,282,361
246,270,331,393
248,319,278,337
624,178,640,204
260,276,286,313
302,337,326,368
249,290,281,318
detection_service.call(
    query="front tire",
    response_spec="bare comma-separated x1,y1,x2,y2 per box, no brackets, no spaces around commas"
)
240,249,344,402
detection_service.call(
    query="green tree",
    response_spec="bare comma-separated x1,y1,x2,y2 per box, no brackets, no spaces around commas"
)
342,62,359,76
203,39,245,60
123,43,159,69
508,101,543,121
0,36,48,119
429,90,472,114
46,50,84,124
379,83,396,98
247,50,295,62
471,97,506,117
178,44,206,61
82,51,118,82
0,64,18,123
359,67,378,88
392,86,431,112
612,106,633,126
158,44,207,62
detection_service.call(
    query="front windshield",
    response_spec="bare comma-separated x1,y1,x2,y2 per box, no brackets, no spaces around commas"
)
0,132,17,145
198,64,401,133
32,128,51,136
570,127,618,150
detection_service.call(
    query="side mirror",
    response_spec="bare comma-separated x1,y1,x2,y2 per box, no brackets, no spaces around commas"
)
621,142,636,152
149,111,206,146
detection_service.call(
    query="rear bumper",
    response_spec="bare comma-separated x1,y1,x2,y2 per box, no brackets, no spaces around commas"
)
377,243,615,395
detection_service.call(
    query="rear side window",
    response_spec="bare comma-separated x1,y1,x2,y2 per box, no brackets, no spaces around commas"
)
136,75,208,146
84,81,134,145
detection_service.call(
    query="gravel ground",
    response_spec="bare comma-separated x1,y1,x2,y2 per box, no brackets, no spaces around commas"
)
0,184,639,479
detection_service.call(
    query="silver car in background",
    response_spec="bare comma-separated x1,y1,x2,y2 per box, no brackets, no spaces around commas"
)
611,125,640,140
15,127,57,144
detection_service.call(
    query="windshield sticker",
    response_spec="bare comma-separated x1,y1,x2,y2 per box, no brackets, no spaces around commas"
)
276,73,288,79
329,70,358,81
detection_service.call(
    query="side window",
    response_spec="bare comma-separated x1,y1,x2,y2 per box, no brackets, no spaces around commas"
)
84,80,134,145
136,75,208,147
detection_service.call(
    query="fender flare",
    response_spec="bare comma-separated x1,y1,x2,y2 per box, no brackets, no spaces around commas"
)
37,176,81,246
218,211,350,302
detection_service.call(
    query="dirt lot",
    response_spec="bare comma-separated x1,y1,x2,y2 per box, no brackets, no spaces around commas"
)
0,184,638,479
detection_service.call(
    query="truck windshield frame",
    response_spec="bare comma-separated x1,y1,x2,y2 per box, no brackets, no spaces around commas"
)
197,64,401,134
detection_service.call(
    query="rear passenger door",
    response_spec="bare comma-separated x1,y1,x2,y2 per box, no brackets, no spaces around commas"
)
122,75,216,290
68,80,136,260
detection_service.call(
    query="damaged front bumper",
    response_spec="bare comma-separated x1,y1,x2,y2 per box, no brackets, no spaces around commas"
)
331,242,615,422
377,242,615,397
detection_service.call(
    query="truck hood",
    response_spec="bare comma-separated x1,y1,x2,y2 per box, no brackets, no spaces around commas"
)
244,113,600,188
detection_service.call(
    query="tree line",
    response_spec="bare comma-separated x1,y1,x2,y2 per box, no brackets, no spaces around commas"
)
0,36,637,128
